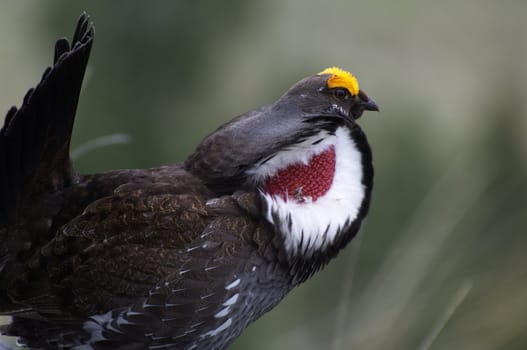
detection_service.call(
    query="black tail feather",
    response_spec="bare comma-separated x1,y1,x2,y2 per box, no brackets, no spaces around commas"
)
0,13,94,225
1,317,88,349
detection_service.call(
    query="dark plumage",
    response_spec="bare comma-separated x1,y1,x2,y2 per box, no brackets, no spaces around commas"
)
0,14,378,349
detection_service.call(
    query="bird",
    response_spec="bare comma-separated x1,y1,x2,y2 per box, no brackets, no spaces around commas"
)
0,13,378,350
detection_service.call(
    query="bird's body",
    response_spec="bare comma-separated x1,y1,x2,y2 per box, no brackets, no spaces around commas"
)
0,15,378,349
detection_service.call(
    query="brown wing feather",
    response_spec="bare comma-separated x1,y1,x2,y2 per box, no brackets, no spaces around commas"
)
10,183,209,312
6,188,285,349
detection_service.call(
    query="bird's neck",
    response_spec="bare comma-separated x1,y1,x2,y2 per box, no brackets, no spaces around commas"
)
263,145,336,203
254,127,369,258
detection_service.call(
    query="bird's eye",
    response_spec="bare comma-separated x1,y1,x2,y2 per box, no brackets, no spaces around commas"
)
332,88,350,100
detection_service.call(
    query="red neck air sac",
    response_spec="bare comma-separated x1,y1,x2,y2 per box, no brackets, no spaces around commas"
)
264,146,336,203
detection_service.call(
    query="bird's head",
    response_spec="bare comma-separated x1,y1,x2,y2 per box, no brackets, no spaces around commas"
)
279,66,378,123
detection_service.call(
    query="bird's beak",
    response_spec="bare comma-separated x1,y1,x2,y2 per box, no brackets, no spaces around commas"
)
361,97,379,112
358,90,379,112
349,89,379,120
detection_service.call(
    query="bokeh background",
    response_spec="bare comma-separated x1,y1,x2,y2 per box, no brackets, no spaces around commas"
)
1,1,526,349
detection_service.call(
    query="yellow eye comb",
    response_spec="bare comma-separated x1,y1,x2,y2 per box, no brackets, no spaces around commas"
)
318,67,359,96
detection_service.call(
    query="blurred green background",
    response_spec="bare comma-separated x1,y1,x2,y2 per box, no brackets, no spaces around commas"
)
1,1,526,349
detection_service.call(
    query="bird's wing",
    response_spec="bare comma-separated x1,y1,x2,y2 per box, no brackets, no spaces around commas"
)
0,13,93,225
6,188,277,349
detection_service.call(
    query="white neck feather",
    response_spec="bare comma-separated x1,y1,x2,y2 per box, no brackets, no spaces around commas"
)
250,127,366,256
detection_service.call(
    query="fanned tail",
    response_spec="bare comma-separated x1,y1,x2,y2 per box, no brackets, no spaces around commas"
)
0,13,93,225
0,14,94,312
